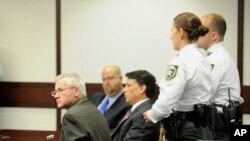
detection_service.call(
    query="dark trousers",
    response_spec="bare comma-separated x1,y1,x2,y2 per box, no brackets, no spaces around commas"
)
176,119,212,141
162,115,213,141
213,129,228,140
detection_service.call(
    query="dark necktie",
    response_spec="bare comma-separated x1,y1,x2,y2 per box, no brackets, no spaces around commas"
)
99,98,109,114
112,109,132,135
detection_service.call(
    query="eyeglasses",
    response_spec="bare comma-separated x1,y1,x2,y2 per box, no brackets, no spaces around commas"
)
51,87,75,97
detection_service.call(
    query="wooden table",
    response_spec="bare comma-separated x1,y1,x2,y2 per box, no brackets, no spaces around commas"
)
0,130,60,141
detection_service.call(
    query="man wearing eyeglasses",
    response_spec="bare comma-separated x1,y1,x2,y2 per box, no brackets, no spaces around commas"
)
52,73,111,141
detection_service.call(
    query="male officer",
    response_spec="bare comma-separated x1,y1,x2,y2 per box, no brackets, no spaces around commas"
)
197,13,244,140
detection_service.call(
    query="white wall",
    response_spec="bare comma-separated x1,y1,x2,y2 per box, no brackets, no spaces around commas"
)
61,0,238,83
244,0,250,85
0,0,56,82
0,0,249,131
0,108,56,131
0,0,56,130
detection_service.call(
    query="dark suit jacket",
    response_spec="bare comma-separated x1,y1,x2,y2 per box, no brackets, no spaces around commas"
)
111,99,160,141
90,92,131,132
61,97,112,141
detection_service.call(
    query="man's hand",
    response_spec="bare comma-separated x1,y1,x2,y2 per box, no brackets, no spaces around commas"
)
143,110,152,123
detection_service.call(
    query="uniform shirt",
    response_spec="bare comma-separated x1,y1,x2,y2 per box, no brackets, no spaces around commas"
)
206,42,243,105
148,44,212,123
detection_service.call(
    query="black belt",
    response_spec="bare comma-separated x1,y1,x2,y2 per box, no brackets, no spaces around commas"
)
161,111,196,140
172,111,195,121
213,101,241,107
213,103,223,107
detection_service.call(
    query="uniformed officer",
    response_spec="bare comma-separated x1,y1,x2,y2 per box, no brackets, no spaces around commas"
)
197,13,244,140
143,12,213,141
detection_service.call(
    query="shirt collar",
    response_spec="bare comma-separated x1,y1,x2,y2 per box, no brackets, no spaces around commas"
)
105,91,123,109
179,43,197,55
206,41,223,54
131,98,149,112
109,91,123,101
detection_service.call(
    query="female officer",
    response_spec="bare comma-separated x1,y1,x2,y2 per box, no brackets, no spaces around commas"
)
143,12,212,140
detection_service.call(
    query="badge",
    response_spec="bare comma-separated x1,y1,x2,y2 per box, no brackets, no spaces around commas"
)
166,65,178,80
211,64,215,70
207,52,213,56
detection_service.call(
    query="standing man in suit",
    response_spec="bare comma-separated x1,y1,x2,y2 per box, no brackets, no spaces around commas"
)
52,73,111,141
90,65,131,132
112,70,160,141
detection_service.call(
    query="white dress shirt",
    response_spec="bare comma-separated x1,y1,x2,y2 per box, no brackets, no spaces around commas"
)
131,98,149,112
98,91,123,110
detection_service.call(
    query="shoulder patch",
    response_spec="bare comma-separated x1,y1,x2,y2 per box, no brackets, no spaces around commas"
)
165,65,178,80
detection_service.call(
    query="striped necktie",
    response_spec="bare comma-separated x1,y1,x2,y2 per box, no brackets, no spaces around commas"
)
112,109,132,135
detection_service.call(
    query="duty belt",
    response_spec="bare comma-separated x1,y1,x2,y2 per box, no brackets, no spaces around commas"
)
172,111,195,121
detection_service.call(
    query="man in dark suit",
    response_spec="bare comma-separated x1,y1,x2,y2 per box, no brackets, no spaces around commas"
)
112,70,160,141
52,73,111,141
90,65,131,132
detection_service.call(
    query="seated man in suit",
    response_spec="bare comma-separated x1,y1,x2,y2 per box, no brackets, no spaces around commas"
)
90,65,131,132
112,70,160,141
51,73,111,141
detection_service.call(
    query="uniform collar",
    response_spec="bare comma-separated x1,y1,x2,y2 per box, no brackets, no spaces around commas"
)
206,41,223,55
179,43,197,55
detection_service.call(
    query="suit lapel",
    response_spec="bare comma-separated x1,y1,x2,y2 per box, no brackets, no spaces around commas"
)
111,99,152,137
130,99,151,117
111,108,132,136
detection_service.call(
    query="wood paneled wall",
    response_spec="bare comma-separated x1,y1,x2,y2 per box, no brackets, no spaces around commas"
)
242,86,250,113
0,82,103,107
0,82,249,114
